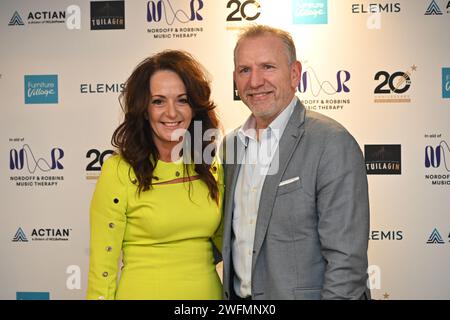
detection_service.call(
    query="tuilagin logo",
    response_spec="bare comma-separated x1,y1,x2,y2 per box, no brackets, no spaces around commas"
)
80,83,124,94
373,65,416,103
12,227,72,242
442,68,450,98
8,6,81,29
293,0,328,24
24,75,58,104
226,0,261,31
424,134,450,186
351,2,401,13
364,144,401,175
90,1,125,30
297,64,351,111
9,139,64,188
147,0,204,39
86,149,114,180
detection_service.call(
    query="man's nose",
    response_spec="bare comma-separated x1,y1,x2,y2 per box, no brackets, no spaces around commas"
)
249,69,264,88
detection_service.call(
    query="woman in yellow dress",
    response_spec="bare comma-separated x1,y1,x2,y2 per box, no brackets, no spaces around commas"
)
87,50,223,300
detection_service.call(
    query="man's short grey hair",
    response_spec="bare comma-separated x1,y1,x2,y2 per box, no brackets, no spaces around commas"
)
233,24,297,67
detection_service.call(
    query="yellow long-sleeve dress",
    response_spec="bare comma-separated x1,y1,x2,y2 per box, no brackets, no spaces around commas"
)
87,155,223,300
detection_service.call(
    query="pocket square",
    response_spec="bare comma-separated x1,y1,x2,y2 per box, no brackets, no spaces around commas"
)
279,176,300,186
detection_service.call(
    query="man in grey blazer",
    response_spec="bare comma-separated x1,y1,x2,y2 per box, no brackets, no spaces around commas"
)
221,25,371,300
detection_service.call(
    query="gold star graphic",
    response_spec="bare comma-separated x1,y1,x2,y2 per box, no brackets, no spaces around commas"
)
411,65,418,72
383,292,390,299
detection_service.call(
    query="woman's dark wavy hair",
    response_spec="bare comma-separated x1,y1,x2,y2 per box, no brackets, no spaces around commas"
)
112,50,220,203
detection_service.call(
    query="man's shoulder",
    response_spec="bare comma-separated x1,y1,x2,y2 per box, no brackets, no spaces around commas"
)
303,109,350,136
300,109,362,153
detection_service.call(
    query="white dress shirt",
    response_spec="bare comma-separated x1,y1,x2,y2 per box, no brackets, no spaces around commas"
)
232,97,297,298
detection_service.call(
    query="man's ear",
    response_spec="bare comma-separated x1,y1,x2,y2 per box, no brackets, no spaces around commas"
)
291,60,302,88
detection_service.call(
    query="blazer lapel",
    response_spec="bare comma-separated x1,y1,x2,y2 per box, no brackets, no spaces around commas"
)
252,100,306,269
223,132,246,256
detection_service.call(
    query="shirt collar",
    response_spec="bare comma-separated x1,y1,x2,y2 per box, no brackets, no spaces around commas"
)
237,96,297,147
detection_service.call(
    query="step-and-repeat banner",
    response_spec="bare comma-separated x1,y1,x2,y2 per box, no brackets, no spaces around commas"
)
1,0,449,300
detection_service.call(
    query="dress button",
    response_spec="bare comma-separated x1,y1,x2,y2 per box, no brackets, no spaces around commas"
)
98,296,105,300
131,178,137,184
175,171,180,177
109,222,115,229
212,166,217,172
106,246,112,252
113,198,119,204
102,272,108,277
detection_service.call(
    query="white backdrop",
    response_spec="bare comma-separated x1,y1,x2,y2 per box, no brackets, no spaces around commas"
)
1,0,449,300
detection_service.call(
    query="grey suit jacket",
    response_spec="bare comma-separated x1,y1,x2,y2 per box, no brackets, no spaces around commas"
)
221,98,370,300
